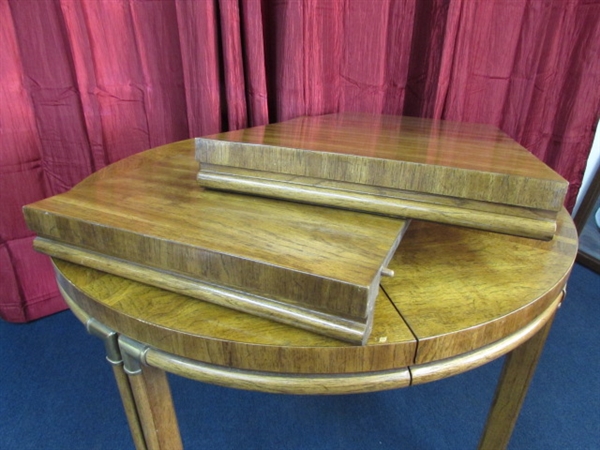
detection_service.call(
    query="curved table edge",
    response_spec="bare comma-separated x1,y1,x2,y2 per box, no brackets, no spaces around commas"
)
59,283,564,395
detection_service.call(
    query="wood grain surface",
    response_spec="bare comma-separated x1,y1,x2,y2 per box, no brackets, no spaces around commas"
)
54,261,417,374
381,208,577,364
50,207,577,375
196,113,567,239
29,126,577,449
23,140,409,344
35,237,380,344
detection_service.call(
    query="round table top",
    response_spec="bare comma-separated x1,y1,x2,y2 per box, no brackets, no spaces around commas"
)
54,207,577,377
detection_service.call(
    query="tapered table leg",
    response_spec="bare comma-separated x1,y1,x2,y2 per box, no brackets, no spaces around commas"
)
478,312,556,450
119,336,183,450
86,319,147,450
111,365,148,450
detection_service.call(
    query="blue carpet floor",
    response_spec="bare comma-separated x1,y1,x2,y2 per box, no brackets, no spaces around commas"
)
1,263,598,449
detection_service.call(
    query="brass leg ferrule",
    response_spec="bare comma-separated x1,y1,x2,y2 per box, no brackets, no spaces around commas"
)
118,336,149,376
86,318,121,365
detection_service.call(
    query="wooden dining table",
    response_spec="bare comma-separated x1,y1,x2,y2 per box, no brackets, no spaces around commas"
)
51,201,577,449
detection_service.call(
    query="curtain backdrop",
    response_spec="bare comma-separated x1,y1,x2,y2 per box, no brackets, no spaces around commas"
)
2,0,599,322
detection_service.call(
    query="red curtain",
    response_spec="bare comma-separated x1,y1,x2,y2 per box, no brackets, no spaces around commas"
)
1,0,599,322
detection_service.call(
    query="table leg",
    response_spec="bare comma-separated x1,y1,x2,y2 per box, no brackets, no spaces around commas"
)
111,365,148,450
86,319,147,450
478,312,556,450
119,336,183,450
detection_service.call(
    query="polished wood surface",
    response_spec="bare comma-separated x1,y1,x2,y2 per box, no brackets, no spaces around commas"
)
24,140,408,344
57,284,564,450
381,209,577,364
196,113,568,239
52,206,577,450
197,165,557,240
25,125,577,448
55,264,417,373
60,283,561,396
51,208,577,376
